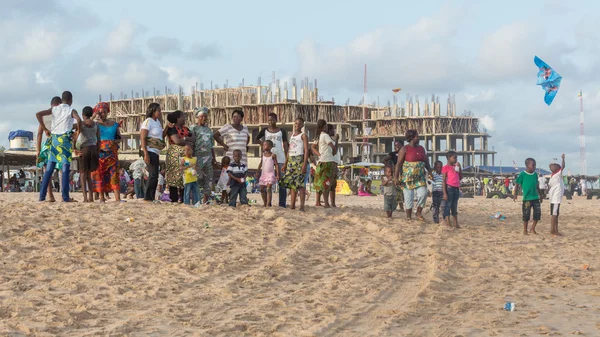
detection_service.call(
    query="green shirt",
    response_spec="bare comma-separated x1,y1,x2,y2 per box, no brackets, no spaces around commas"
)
190,125,214,158
516,171,539,201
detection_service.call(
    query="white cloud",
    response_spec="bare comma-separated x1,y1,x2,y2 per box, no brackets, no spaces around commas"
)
478,115,495,132
106,20,143,56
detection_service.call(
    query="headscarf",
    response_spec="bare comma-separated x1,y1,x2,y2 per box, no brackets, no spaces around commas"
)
94,102,110,113
195,106,209,117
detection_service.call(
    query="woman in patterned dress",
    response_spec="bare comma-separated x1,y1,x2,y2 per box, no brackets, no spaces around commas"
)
280,117,309,211
91,102,122,203
394,129,432,221
164,111,195,203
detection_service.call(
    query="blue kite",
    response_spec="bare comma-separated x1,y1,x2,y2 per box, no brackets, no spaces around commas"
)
534,56,562,106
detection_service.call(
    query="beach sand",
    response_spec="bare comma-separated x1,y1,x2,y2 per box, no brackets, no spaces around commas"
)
0,192,598,336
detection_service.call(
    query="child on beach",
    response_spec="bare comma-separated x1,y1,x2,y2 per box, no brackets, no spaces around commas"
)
442,151,461,228
548,154,565,235
216,156,231,204
180,144,200,205
257,140,279,207
512,158,543,235
382,166,397,218
76,106,99,202
227,150,248,207
430,160,444,223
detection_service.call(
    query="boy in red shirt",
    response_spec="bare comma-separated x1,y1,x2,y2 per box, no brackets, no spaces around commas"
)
442,151,462,228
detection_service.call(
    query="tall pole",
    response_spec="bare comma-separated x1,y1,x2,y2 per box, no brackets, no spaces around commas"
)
580,90,587,176
362,64,369,162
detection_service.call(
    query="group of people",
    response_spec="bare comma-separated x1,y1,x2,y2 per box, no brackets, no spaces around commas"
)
35,92,123,203
380,130,568,235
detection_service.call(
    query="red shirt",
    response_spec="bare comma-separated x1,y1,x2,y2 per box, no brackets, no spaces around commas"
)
504,178,509,187
404,145,427,162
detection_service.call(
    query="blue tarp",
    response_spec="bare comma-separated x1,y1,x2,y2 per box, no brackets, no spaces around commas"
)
464,166,551,175
8,130,33,141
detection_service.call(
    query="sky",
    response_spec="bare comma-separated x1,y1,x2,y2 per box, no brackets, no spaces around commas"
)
1,0,599,174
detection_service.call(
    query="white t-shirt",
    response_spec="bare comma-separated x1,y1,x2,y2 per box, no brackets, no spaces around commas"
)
538,176,547,189
158,173,165,185
318,132,335,163
548,170,565,204
51,104,74,135
141,118,163,154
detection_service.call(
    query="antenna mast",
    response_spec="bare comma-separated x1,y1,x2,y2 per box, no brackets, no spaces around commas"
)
579,90,587,175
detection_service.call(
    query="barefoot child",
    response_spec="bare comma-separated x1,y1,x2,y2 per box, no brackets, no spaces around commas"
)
181,144,200,205
256,140,279,207
382,166,397,218
216,156,231,204
77,106,99,202
442,151,461,228
512,158,542,235
430,160,444,223
227,150,248,207
548,154,566,235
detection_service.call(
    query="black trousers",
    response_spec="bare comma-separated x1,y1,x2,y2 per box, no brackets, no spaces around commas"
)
144,152,160,201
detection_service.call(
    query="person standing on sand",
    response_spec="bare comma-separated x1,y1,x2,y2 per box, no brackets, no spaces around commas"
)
190,107,217,204
214,109,250,166
280,117,309,211
91,102,122,203
76,106,99,203
164,111,195,203
442,151,462,228
548,154,565,235
36,96,62,202
394,129,432,221
311,119,337,208
140,103,164,202
383,140,405,211
36,91,82,202
327,124,340,207
511,158,543,235
256,112,289,208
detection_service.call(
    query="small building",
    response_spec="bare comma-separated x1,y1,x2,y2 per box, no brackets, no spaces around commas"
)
8,130,33,151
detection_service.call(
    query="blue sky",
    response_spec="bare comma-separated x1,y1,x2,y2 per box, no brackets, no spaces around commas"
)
1,0,599,174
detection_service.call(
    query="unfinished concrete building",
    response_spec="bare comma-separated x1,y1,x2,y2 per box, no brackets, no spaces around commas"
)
104,80,495,169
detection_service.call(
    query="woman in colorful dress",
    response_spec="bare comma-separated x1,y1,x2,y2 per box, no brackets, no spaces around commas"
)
280,117,309,211
91,102,122,203
213,109,250,165
311,119,337,208
165,110,195,203
394,129,432,221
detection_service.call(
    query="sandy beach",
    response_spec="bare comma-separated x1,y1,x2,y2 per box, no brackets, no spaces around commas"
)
0,192,598,336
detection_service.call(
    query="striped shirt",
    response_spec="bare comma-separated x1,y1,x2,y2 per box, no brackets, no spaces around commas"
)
431,172,443,192
219,124,249,165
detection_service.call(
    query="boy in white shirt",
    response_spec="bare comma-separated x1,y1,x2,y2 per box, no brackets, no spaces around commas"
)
548,154,565,235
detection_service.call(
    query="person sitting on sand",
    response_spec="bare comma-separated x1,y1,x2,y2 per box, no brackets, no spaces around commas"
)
511,158,543,235
36,91,82,202
548,154,566,235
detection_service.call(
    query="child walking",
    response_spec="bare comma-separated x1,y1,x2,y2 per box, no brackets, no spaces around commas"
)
181,144,200,205
216,156,231,204
430,160,444,223
77,106,99,202
442,151,461,228
548,154,565,235
227,150,248,207
382,166,397,218
512,158,542,235
257,140,279,207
